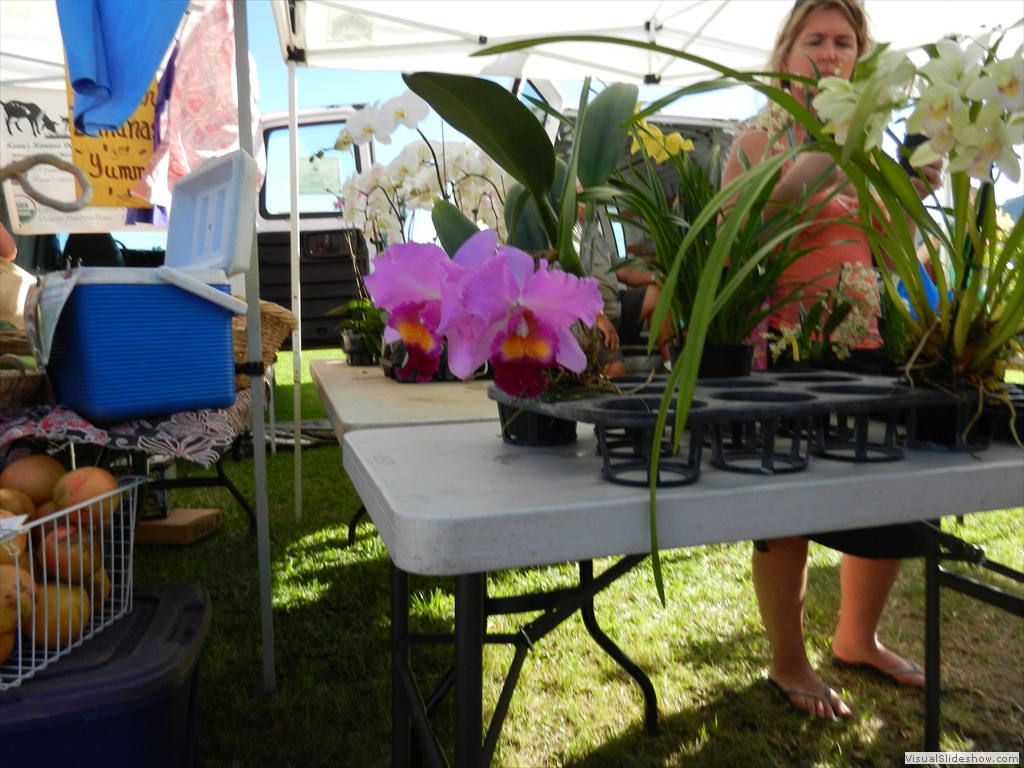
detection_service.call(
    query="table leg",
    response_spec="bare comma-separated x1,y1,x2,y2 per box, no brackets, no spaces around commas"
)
923,539,941,751
579,560,658,734
392,564,412,768
455,573,486,768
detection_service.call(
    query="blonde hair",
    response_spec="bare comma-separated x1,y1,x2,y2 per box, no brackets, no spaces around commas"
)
769,0,872,90
750,0,872,132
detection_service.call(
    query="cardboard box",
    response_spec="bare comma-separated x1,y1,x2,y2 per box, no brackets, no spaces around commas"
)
136,507,223,546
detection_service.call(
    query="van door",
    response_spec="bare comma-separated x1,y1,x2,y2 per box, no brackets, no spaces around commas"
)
257,107,373,349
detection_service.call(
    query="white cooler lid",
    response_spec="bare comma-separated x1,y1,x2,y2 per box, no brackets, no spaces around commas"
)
164,150,258,276
74,267,228,284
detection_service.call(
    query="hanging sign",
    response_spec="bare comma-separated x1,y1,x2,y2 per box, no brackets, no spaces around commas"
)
67,76,156,209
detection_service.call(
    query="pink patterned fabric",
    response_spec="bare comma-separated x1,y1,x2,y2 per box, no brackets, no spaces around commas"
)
132,0,265,208
1,389,251,469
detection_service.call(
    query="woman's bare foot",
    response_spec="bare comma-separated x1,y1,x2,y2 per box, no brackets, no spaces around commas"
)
767,667,854,720
831,642,925,688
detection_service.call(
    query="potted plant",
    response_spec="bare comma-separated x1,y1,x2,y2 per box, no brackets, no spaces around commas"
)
403,72,638,277
328,297,386,366
611,116,837,376
807,35,1023,439
404,72,639,393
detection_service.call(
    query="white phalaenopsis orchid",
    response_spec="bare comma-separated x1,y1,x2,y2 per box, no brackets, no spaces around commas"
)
332,92,511,249
814,47,916,151
815,32,1023,184
382,90,430,130
965,45,1024,114
344,104,397,146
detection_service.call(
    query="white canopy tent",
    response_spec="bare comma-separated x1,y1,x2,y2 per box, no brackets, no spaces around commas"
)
270,0,1023,84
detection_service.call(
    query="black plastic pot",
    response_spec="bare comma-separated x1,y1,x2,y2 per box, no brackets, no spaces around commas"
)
496,402,577,446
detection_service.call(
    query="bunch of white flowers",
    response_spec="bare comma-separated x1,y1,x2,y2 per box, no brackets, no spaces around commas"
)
814,31,1023,183
766,263,882,364
334,91,510,249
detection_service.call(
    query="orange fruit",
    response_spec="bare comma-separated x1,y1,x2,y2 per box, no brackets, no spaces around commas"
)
0,564,34,635
0,631,15,664
0,488,35,520
0,454,66,505
52,467,120,526
24,583,91,648
38,525,101,583
87,567,112,606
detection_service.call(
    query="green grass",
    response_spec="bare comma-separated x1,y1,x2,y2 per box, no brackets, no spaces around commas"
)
132,366,1024,767
268,348,338,422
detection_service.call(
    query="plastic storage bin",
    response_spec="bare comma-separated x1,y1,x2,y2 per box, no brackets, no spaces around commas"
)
0,583,212,768
44,150,257,422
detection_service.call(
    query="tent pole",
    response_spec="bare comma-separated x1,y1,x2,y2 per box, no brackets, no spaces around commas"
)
288,57,303,523
233,0,277,694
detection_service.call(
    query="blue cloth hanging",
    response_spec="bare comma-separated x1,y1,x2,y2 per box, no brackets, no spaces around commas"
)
57,0,188,136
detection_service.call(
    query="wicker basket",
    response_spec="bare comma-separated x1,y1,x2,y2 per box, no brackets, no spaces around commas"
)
0,355,46,409
232,299,299,390
0,330,31,356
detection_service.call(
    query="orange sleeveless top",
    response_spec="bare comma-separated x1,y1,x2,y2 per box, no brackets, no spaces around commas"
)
769,191,882,349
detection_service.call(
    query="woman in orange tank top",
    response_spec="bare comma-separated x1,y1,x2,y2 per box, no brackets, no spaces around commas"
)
719,0,944,722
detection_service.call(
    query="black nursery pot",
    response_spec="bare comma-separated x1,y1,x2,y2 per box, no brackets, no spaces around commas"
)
496,402,577,446
907,402,996,452
697,344,754,378
341,332,378,367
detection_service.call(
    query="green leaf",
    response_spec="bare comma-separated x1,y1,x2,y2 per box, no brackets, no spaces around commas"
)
403,72,555,204
576,83,638,188
431,199,481,257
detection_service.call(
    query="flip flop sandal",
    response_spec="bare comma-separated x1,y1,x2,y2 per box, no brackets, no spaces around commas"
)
832,655,948,693
768,677,850,721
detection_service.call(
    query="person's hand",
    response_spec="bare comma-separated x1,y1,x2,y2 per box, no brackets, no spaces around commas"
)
0,223,16,261
911,159,943,199
596,313,620,352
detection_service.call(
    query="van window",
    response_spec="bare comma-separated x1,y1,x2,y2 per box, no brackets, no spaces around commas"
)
261,120,361,218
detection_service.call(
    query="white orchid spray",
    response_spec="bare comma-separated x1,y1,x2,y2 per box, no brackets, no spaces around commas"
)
333,90,511,250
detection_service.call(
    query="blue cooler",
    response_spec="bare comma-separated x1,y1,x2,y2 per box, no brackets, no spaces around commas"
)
0,583,212,768
44,151,257,422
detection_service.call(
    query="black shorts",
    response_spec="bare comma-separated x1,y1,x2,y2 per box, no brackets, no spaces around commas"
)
753,523,933,559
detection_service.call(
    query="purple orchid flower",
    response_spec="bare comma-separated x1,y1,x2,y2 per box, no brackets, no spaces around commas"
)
450,240,603,399
364,230,602,397
363,241,465,382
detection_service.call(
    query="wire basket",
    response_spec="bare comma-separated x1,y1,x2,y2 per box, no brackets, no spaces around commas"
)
0,475,144,690
232,298,298,390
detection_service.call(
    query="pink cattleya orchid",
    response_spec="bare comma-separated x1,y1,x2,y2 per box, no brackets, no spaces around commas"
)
364,231,602,397
450,242,603,398
363,242,465,382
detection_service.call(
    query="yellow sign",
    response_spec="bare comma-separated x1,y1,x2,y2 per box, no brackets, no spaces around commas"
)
66,79,156,209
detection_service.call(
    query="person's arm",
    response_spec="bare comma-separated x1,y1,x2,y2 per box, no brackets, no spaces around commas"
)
614,265,659,288
595,312,620,352
722,129,845,213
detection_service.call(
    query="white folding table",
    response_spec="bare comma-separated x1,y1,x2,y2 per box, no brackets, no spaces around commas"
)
342,419,1024,767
